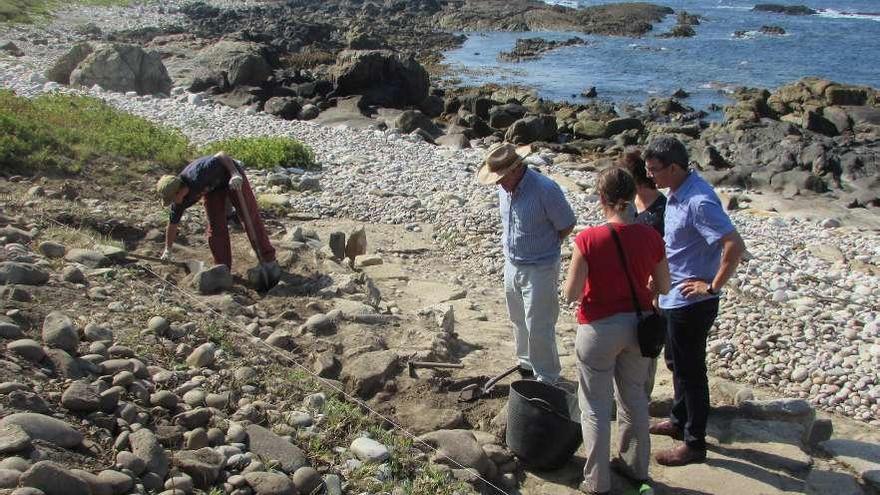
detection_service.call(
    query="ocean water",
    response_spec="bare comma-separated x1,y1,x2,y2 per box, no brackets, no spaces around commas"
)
441,0,880,111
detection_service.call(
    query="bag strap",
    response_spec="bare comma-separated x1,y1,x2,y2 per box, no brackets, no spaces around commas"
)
607,224,644,319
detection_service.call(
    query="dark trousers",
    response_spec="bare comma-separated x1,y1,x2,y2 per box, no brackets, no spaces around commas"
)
663,298,719,450
204,172,275,269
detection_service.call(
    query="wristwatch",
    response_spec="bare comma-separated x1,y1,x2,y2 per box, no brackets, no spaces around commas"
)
707,283,718,295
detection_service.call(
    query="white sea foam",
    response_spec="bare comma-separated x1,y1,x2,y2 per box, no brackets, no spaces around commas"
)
539,0,581,8
816,8,880,22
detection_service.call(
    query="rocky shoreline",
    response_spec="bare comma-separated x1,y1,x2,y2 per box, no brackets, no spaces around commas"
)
2,1,880,494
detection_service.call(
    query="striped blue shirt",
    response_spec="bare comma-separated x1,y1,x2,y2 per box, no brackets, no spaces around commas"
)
499,168,577,265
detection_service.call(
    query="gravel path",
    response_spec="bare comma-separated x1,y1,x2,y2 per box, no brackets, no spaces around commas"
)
2,3,879,424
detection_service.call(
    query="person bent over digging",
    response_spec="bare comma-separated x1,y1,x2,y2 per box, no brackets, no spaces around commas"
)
156,152,280,284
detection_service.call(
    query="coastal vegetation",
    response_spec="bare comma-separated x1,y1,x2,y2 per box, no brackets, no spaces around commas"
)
200,136,317,171
0,0,131,23
0,90,189,175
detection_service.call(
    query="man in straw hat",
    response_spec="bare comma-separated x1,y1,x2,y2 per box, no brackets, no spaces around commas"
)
156,151,278,276
478,142,576,383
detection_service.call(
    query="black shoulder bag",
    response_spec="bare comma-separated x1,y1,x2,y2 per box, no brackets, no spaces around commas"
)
607,224,667,358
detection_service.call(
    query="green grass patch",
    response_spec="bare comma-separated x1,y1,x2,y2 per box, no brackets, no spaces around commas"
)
0,90,191,177
200,136,317,171
0,0,133,23
39,224,123,250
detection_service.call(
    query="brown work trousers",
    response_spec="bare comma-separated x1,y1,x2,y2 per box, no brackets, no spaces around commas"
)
203,172,275,269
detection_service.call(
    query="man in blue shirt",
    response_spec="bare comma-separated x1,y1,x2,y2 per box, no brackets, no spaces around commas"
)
478,143,576,383
644,136,745,466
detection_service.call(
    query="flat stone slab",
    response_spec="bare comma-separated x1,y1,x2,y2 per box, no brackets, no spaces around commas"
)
708,419,812,473
821,438,880,489
395,404,464,435
805,469,864,495
405,280,467,306
245,424,306,474
0,413,82,448
361,263,409,281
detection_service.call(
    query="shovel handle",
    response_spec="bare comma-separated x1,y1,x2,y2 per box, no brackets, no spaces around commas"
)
233,187,264,264
482,364,521,393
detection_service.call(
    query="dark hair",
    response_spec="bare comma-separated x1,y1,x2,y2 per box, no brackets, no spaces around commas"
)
644,135,689,170
618,149,656,190
595,167,636,212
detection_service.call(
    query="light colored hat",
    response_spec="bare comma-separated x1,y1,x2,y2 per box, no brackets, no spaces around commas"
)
156,175,183,206
476,143,531,185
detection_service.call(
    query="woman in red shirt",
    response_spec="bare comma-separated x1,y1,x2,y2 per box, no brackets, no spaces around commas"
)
563,167,670,495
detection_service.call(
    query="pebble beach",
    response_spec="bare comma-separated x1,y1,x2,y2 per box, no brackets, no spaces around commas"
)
2,1,880,427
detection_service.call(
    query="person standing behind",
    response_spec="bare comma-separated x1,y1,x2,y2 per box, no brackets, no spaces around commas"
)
618,150,667,400
477,143,576,383
563,167,670,495
643,136,745,466
619,150,666,237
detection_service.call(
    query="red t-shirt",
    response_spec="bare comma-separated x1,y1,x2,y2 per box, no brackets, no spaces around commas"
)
574,223,665,324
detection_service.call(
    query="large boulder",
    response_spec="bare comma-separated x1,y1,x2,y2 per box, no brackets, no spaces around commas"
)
394,110,441,137
573,119,607,139
264,97,303,120
195,40,273,88
340,350,400,398
45,43,94,85
333,50,429,107
488,103,527,129
504,115,558,144
70,43,171,95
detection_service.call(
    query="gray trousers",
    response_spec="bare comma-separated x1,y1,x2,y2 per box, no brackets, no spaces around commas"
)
504,259,562,383
576,313,651,493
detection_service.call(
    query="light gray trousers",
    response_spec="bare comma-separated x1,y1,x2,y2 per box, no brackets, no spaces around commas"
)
576,313,651,493
504,259,562,383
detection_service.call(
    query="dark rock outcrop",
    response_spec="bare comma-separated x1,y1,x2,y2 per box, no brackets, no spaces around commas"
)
45,43,93,85
332,50,430,108
498,37,586,62
753,4,817,15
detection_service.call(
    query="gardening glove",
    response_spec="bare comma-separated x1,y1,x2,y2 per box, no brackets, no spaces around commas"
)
228,175,243,191
160,248,172,261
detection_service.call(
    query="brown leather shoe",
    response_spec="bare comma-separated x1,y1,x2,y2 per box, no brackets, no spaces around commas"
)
655,444,707,466
649,420,683,440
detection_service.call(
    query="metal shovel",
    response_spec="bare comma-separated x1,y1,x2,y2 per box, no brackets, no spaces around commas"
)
233,187,279,291
458,364,521,403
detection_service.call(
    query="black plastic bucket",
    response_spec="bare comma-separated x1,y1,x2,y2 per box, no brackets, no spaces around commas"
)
506,380,583,470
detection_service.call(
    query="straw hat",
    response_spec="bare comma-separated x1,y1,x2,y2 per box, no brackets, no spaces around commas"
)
476,143,531,185
156,175,183,206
